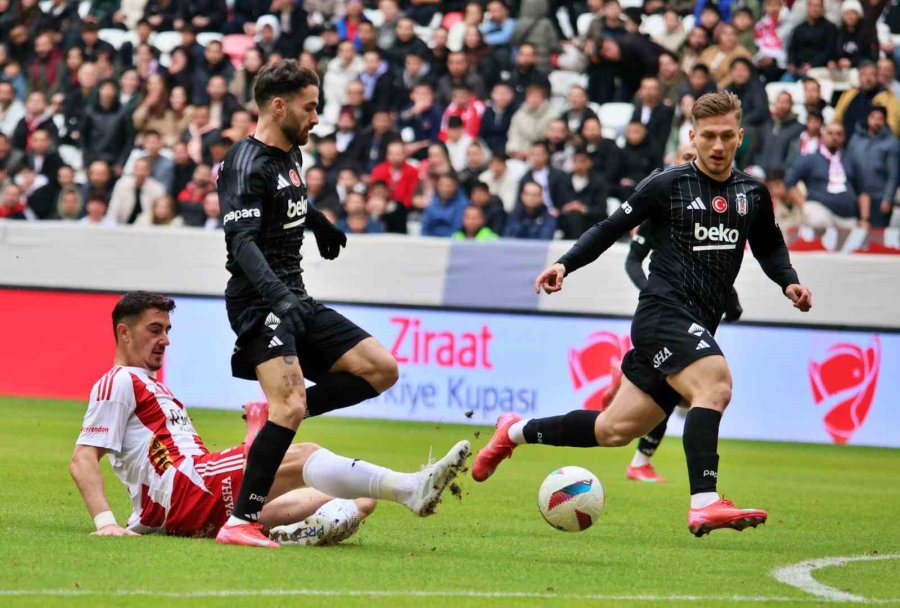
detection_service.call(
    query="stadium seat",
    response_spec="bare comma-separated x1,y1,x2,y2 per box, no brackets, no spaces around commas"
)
577,13,595,39
304,36,324,53
99,29,135,51
223,34,254,67
598,102,634,138
549,70,588,98
197,32,225,47
620,0,643,8
682,14,695,31
640,14,666,38
152,31,182,55
78,0,89,18
556,7,576,40
364,8,386,28
441,11,463,31
765,82,802,106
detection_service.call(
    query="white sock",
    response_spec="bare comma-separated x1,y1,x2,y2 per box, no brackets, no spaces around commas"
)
507,420,529,444
302,448,415,503
690,492,721,509
630,451,651,467
225,515,249,527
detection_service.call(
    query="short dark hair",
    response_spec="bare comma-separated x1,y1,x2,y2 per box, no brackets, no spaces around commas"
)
869,104,888,120
253,59,320,108
730,56,754,72
691,63,711,76
766,168,785,181
112,291,175,341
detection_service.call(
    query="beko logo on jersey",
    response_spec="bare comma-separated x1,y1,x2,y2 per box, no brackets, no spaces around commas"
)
692,223,738,251
223,208,261,224
284,197,308,229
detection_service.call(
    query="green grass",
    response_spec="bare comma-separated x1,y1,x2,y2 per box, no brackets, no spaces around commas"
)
1,396,898,608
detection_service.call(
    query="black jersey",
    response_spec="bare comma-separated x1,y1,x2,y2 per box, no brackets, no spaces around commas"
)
558,162,799,328
218,136,317,321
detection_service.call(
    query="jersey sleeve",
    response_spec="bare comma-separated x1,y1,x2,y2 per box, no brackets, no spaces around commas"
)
76,371,136,454
557,170,664,275
748,183,800,292
219,154,293,304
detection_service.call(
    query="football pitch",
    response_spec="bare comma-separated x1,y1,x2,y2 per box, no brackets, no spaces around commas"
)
2,397,898,608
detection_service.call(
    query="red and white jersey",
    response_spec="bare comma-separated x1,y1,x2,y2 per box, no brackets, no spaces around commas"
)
76,366,209,532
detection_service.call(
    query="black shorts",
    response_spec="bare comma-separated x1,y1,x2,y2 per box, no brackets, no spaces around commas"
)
620,299,723,414
230,299,370,381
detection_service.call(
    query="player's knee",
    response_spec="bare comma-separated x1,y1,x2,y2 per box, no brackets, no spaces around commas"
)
695,381,732,411
376,356,400,392
352,348,399,393
595,419,638,447
291,442,320,464
271,388,307,428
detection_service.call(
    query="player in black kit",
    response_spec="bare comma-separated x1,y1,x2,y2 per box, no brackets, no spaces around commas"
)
213,61,414,547
472,92,813,537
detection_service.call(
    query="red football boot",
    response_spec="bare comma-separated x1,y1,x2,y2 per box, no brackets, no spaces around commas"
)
626,463,667,483
215,522,280,548
471,413,521,482
688,498,767,537
242,401,269,451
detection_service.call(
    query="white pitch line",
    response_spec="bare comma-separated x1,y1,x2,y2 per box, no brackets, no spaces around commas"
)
772,554,900,603
1,589,900,603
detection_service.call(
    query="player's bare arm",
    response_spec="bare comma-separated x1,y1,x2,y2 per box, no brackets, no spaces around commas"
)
70,445,138,537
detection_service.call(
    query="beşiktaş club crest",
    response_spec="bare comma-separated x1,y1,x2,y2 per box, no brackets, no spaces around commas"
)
736,192,748,216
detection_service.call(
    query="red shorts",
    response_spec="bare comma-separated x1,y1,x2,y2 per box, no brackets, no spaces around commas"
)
165,446,245,538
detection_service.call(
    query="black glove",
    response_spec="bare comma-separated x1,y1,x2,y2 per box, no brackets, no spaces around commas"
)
309,210,347,260
271,293,312,341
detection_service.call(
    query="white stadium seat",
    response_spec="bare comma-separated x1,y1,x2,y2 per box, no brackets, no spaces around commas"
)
598,102,635,138
765,82,802,106
548,70,588,98
640,14,666,39
152,31,183,54
98,29,135,51
197,32,224,47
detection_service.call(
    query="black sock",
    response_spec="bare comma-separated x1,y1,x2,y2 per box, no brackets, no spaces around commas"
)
637,413,671,457
683,407,722,495
522,410,600,447
305,372,379,417
232,420,295,522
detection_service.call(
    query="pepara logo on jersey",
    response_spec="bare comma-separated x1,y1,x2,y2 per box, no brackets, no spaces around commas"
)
693,223,739,251
569,331,632,411
223,208,261,225
808,336,880,444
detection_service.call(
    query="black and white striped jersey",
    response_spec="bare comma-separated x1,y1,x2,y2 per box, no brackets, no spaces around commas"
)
558,161,799,329
218,136,312,320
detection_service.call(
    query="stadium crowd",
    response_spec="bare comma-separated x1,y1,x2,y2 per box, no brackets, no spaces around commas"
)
1,0,900,240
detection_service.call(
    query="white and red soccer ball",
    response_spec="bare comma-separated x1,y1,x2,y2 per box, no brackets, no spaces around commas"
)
538,466,605,532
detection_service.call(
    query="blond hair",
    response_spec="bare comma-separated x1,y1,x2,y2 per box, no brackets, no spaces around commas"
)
691,91,743,123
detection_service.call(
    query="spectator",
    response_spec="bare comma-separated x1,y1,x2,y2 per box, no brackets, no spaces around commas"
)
512,0,561,73
305,166,341,216
313,133,346,184
183,105,221,165
518,140,573,211
138,193,184,227
658,50,688,108
699,24,753,89
377,0,402,50
356,109,399,176
585,0,627,40
178,0,228,33
228,0,269,35
398,52,437,104
561,148,608,239
81,160,115,203
613,121,659,200
479,82,517,154
26,32,64,97
436,52,487,108
559,85,597,135
697,4,723,34
579,116,622,186
165,47,195,95
665,93,695,166
788,109,824,162
481,0,516,64
767,168,803,237
877,58,900,100
331,108,366,170
343,210,385,234
834,61,900,138
754,0,791,82
678,27,711,75
453,205,500,241
506,84,555,160
450,2,485,52
787,0,839,79
82,79,133,172
837,1,877,70
322,40,364,124
726,57,768,165
266,0,308,58
77,22,116,63
844,106,900,228
360,50,396,112
386,18,430,71
652,9,687,54
107,157,167,224
171,141,197,196
785,122,860,229
679,63,717,101
733,8,757,55
458,141,492,191
201,191,221,230
633,76,675,164
24,127,63,183
463,26,501,93
81,191,115,226
193,41,234,103
444,115,475,172
546,119,575,174
758,91,805,175
29,163,73,220
119,69,144,116
587,33,662,104
336,0,367,44
0,133,24,175
422,173,469,237
118,18,155,70
467,181,506,235
144,0,181,33
479,151,522,212
222,111,254,144
54,186,83,221
12,91,58,151
507,43,550,104
206,75,242,130
177,163,215,216
802,77,830,117
336,167,363,204
440,85,485,143
0,183,30,220
0,80,25,138
230,48,264,109
399,83,443,160
370,140,420,209
504,181,556,240
253,15,291,59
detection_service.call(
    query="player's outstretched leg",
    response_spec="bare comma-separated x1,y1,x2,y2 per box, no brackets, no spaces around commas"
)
627,415,670,483
266,493,376,546
472,377,665,482
667,356,767,537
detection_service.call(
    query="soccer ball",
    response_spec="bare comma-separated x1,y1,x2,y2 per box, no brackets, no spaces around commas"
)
538,466,605,532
